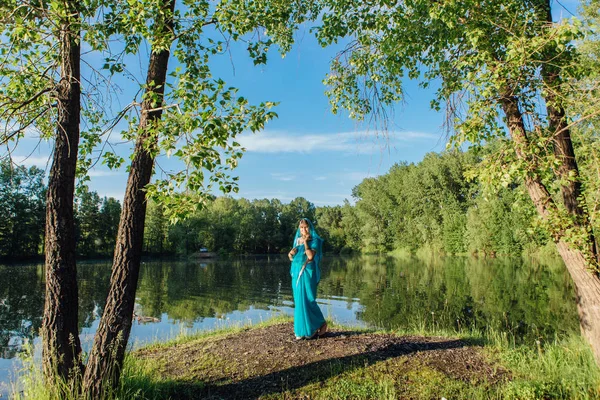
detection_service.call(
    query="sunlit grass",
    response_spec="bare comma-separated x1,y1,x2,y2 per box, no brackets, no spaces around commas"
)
493,335,600,400
140,313,292,350
12,315,600,400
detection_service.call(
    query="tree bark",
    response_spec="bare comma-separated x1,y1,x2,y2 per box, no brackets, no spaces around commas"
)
555,240,600,365
500,92,600,365
81,0,175,396
543,74,599,265
41,1,82,383
545,89,599,263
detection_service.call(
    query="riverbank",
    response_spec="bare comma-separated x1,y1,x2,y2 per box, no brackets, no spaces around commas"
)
6,253,598,399
66,318,599,399
13,317,600,399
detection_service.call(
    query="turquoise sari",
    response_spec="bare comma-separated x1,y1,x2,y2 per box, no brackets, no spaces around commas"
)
290,219,326,338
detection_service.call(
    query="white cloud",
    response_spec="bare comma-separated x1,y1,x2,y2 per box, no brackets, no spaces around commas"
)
271,172,296,181
11,155,51,168
310,198,348,206
314,176,327,181
98,191,124,201
237,130,439,154
233,191,298,202
234,190,349,207
22,127,44,139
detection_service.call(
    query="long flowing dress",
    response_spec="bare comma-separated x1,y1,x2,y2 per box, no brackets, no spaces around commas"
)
290,224,326,338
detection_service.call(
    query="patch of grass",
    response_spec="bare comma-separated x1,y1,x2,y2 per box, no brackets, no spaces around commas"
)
125,319,600,400
13,316,600,400
143,313,292,350
278,356,497,400
491,335,600,400
306,361,399,400
399,363,494,400
121,355,205,400
12,342,84,400
384,321,600,400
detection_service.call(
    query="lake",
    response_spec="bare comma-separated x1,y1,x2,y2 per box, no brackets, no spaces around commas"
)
0,254,579,395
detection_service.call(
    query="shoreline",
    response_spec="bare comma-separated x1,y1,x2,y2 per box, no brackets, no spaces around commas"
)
113,319,600,399
10,317,600,399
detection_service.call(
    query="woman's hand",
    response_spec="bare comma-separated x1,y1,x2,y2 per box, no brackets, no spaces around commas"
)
298,235,311,246
288,248,297,261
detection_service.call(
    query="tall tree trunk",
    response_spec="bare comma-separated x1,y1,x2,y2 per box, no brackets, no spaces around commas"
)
41,1,82,383
501,92,600,365
81,0,175,396
544,88,599,263
537,0,598,259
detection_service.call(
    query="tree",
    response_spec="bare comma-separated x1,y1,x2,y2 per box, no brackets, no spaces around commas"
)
98,197,121,255
280,197,317,246
340,200,362,252
353,177,395,252
2,0,315,394
82,0,315,395
252,198,282,253
1,0,87,381
75,189,102,257
144,199,169,255
316,206,345,253
315,0,600,363
41,0,84,380
465,185,541,257
0,161,46,259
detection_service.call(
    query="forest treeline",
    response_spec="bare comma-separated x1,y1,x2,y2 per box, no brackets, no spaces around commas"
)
0,161,121,260
146,148,551,257
4,137,597,260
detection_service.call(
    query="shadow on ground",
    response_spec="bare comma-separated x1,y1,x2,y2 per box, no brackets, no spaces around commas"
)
129,322,497,399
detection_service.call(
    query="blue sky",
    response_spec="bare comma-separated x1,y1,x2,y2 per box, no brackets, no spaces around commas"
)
11,28,447,207
8,1,579,207
211,33,448,206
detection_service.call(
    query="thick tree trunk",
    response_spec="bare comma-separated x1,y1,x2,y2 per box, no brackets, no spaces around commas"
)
539,0,599,264
41,3,82,383
555,240,600,364
543,75,599,265
81,1,175,396
546,96,599,263
501,93,600,365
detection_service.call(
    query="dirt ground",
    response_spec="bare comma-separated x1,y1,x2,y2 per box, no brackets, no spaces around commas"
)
135,322,508,399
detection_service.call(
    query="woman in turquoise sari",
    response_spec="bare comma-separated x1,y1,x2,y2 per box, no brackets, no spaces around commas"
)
288,218,328,339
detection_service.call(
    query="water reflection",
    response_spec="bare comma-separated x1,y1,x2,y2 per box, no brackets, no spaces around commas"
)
0,254,579,360
323,256,578,341
134,257,287,324
0,264,44,359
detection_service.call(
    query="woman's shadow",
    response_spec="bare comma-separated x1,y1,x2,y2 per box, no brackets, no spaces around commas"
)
132,330,481,399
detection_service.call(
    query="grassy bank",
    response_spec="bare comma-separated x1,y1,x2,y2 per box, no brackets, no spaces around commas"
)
14,316,600,399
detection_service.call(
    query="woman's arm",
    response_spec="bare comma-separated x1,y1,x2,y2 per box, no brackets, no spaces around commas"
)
289,237,316,261
304,238,315,261
288,246,297,261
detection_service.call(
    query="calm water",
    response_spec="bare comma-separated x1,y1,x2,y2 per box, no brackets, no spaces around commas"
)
0,255,579,395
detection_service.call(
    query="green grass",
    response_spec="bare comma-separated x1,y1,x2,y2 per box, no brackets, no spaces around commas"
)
140,313,293,350
12,316,600,399
493,335,600,399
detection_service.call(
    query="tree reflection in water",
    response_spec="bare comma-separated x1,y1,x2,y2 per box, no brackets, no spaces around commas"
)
321,255,579,343
0,254,579,361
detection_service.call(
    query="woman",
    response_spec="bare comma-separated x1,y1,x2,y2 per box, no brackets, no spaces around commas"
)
288,218,328,339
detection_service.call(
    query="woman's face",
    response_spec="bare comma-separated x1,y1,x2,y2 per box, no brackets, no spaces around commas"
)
299,221,310,237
